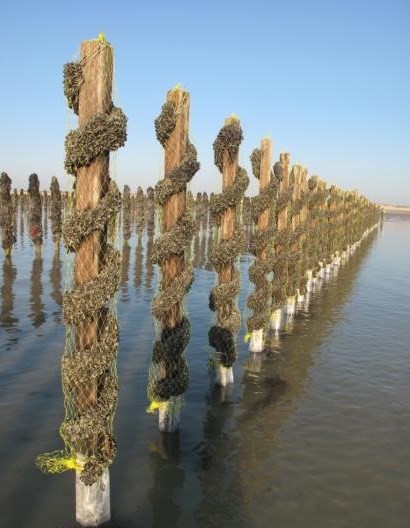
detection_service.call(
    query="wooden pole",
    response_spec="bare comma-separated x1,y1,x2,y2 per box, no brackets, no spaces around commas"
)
163,88,190,329
270,152,290,332
157,87,190,431
218,116,239,326
249,137,272,352
74,39,113,528
286,165,301,315
298,167,309,299
258,138,272,257
75,40,112,349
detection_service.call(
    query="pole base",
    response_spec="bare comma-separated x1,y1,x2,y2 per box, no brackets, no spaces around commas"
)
285,296,296,315
76,467,110,527
270,308,282,332
248,328,264,353
158,397,181,433
215,364,234,386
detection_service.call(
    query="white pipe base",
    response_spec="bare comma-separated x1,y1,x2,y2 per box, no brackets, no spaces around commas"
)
158,397,181,433
248,328,264,353
76,468,110,527
270,308,282,332
215,364,234,386
286,296,296,315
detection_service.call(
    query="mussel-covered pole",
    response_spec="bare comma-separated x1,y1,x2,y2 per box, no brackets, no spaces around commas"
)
28,173,43,254
0,172,16,257
50,176,62,250
247,137,276,352
297,167,309,300
122,185,131,241
209,116,249,385
149,87,199,432
67,38,125,526
285,165,302,314
36,37,126,527
270,153,291,332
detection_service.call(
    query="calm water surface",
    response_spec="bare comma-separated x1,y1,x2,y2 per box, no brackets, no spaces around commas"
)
0,212,409,527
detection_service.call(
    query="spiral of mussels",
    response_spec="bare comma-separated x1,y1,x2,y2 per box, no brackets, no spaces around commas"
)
28,173,43,247
148,100,199,402
246,148,277,333
271,157,293,310
52,57,126,486
286,167,308,298
208,121,249,367
50,176,62,246
306,176,324,272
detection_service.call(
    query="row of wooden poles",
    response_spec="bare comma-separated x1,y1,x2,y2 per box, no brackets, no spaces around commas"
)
4,37,379,527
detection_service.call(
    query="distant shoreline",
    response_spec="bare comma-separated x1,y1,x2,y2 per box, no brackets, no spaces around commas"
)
379,204,410,213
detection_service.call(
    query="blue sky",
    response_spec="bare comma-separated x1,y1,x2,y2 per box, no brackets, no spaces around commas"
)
0,0,408,204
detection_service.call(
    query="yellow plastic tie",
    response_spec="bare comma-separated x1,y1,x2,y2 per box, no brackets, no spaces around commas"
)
98,33,106,42
244,332,251,343
146,400,165,414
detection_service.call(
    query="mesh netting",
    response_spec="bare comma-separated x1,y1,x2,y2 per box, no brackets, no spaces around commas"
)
208,119,249,368
147,89,199,409
246,145,277,333
36,38,126,486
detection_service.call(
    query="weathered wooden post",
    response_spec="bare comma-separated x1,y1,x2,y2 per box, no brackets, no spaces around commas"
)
50,176,62,251
297,167,309,303
285,164,302,315
28,173,43,254
149,86,199,431
36,36,126,528
247,137,276,352
209,116,249,385
317,179,329,280
66,36,125,526
270,153,291,333
306,176,322,288
0,172,16,257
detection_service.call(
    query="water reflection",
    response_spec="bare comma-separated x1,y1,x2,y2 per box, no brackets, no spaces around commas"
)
0,257,19,335
29,252,45,328
134,232,144,295
148,435,185,527
194,386,246,527
145,224,155,293
49,246,62,323
193,230,379,525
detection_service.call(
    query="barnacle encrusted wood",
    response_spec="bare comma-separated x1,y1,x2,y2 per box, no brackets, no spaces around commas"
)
209,117,249,367
247,139,275,334
37,39,127,487
28,173,43,247
0,172,16,255
271,154,291,310
149,88,199,405
50,176,62,245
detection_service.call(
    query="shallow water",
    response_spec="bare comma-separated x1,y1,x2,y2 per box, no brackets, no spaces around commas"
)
0,213,409,527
